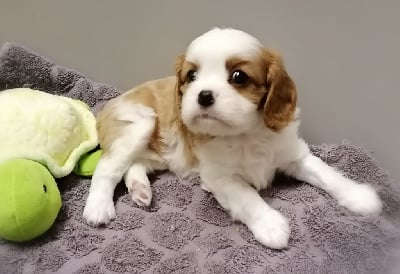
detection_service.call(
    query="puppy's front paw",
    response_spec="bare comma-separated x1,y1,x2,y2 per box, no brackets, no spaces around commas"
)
337,183,382,216
126,181,152,207
83,193,116,226
249,210,290,249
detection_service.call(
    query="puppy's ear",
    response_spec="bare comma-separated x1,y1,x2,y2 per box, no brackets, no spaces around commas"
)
174,54,186,110
175,54,186,89
262,50,297,132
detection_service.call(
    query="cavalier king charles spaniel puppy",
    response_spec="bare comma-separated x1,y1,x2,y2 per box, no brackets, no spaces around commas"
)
83,28,382,249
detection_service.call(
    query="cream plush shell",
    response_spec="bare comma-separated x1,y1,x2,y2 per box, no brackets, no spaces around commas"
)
0,88,98,178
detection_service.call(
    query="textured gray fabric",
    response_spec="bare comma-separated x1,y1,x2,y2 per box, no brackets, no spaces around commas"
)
0,42,399,274
0,42,121,114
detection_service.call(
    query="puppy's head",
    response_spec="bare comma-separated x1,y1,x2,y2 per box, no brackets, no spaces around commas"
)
176,28,297,136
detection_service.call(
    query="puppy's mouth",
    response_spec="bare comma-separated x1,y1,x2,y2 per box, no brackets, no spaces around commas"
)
193,113,231,127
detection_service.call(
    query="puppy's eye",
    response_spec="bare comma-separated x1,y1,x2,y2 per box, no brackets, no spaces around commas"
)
186,70,197,83
230,70,249,85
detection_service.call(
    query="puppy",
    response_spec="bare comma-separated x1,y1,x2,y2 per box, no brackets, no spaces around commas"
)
83,28,382,249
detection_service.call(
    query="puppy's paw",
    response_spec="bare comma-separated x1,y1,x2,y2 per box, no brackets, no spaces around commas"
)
249,210,291,249
126,181,152,207
83,193,116,226
337,183,382,216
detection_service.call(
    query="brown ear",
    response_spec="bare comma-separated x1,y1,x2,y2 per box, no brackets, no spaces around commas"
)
175,54,185,84
262,50,297,132
174,54,186,111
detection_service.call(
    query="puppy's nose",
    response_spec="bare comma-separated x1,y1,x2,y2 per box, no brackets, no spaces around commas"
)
198,90,215,107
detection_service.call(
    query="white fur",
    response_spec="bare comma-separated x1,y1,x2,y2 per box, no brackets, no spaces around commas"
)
162,129,197,177
124,162,152,207
182,28,263,137
282,154,382,216
83,28,382,249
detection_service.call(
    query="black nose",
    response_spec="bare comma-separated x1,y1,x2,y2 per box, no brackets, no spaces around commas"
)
198,90,215,107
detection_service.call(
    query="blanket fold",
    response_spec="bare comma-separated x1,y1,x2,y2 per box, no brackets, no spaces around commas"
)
0,42,121,114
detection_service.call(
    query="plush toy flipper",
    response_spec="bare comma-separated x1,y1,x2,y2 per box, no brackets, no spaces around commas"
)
74,149,102,177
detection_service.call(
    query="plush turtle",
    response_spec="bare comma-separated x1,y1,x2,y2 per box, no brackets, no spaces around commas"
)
0,88,98,242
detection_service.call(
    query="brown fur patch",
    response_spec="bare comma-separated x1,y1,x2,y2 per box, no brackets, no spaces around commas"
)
261,49,297,132
176,55,198,96
97,64,209,168
96,98,129,154
225,50,297,132
125,77,178,154
96,77,176,155
225,56,268,105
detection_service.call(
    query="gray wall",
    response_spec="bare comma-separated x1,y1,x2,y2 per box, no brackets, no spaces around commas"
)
1,0,399,180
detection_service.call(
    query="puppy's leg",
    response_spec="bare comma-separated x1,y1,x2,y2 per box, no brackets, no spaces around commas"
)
83,150,129,226
201,173,290,249
282,153,382,216
124,162,152,207
83,110,156,226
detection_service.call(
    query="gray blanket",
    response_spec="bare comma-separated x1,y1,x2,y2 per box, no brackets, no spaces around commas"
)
0,42,399,274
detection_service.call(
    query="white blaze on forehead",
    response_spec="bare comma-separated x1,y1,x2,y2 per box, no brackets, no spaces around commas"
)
185,28,263,63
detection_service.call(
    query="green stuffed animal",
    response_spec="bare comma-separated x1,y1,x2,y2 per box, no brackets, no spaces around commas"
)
0,88,99,242
74,149,102,177
0,159,61,242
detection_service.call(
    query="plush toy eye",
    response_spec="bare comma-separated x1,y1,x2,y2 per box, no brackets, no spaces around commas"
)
230,70,249,85
43,184,47,193
186,70,197,83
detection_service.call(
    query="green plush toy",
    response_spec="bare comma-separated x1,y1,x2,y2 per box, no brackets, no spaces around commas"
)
0,88,99,242
74,149,102,177
0,159,61,242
